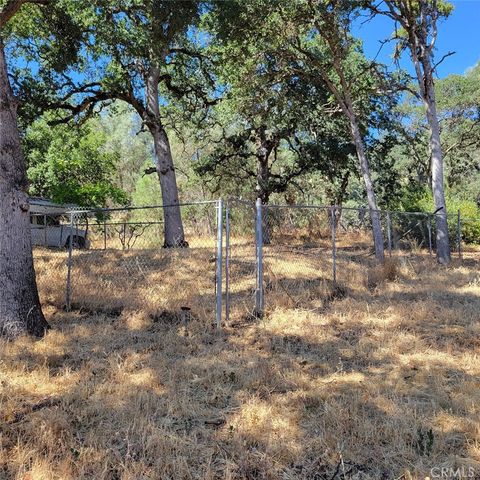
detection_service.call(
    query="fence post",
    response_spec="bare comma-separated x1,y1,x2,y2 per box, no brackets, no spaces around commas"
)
330,206,337,286
457,209,462,260
386,211,392,256
427,214,433,257
103,219,107,250
225,202,230,324
65,212,74,311
255,198,264,318
215,199,223,329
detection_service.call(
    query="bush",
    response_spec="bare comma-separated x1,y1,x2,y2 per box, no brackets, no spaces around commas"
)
397,189,480,245
446,198,480,244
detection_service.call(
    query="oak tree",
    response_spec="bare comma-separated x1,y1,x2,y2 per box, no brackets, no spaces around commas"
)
371,0,454,264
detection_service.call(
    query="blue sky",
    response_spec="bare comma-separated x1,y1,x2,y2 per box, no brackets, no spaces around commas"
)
355,0,480,78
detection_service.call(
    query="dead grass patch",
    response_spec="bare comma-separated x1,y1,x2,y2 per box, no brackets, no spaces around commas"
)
0,244,479,479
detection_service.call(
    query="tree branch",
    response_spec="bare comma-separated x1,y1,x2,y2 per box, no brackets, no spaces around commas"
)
432,51,455,74
0,0,48,29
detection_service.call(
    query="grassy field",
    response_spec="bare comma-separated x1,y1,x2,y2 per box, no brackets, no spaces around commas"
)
1,240,479,479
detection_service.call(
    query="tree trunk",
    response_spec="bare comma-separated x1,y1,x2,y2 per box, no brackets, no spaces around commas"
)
321,52,385,262
426,99,450,264
146,68,187,247
349,117,385,262
0,40,49,338
380,0,451,264
256,156,270,204
259,195,270,246
421,61,451,265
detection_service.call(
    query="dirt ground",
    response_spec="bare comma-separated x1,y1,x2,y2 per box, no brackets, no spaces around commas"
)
0,241,479,479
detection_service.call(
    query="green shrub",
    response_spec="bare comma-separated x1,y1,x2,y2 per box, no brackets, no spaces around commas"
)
397,189,480,245
446,198,480,244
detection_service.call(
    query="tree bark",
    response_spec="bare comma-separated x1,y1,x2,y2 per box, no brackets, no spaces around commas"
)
425,91,450,264
419,60,451,265
145,67,187,247
349,115,385,262
255,155,270,205
379,0,451,265
314,43,385,262
0,39,49,338
0,0,28,30
256,161,271,245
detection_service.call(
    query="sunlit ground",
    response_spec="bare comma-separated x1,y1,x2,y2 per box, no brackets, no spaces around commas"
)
0,237,479,479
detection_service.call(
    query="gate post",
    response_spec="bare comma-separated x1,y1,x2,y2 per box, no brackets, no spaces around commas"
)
225,202,230,324
65,212,74,311
330,206,337,286
386,212,392,256
255,198,264,317
215,199,224,329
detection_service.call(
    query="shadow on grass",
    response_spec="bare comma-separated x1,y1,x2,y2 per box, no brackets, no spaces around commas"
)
3,247,478,479
3,277,479,478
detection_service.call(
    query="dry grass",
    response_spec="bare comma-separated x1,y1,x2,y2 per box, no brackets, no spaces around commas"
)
1,240,479,479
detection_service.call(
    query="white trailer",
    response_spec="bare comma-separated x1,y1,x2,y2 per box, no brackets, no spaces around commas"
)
29,197,90,249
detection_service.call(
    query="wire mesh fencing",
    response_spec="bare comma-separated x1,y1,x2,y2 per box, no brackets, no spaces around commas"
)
30,197,480,328
224,200,478,322
261,204,334,312
327,206,376,290
65,201,223,325
30,211,74,309
386,211,431,254
224,199,257,324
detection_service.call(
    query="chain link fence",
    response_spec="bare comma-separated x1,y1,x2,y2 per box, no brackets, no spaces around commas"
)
224,199,257,324
224,200,480,323
30,198,480,327
262,204,333,312
31,211,74,309
64,201,222,325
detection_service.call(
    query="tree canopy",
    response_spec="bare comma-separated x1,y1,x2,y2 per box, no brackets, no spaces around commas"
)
2,0,480,336
24,113,129,208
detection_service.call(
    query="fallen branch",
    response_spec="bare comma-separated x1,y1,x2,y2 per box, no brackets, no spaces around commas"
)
7,397,61,425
